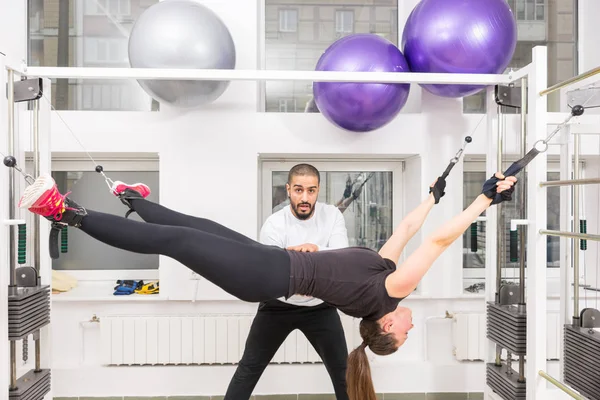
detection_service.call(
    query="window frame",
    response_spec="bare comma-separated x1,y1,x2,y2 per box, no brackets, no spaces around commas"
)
462,159,564,281
84,0,131,17
278,8,298,33
259,157,405,239
83,37,128,64
335,9,354,34
41,152,160,281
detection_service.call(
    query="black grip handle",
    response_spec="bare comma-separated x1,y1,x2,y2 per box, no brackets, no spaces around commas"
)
49,225,61,259
510,229,518,262
18,223,26,264
580,219,587,250
61,226,68,253
470,223,478,252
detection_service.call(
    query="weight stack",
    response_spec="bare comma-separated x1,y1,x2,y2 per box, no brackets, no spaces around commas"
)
9,369,51,400
564,324,600,400
486,301,527,355
8,286,51,340
486,363,526,399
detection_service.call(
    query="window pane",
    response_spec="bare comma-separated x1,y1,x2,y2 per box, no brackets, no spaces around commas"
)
28,0,158,110
270,171,393,251
279,9,298,32
265,0,398,113
463,1,576,113
462,169,560,294
51,171,160,270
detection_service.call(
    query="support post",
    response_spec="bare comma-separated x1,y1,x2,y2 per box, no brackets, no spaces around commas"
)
573,133,581,325
526,45,548,400
518,77,527,382
559,124,573,381
484,85,500,399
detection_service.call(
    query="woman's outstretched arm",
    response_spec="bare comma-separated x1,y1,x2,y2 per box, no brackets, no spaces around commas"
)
385,174,516,298
378,192,436,263
378,177,447,263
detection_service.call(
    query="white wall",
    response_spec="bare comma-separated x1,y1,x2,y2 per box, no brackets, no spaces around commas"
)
0,0,26,67
2,0,600,397
578,0,600,73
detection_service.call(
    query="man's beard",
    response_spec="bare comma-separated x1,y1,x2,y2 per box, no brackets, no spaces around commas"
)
291,202,314,220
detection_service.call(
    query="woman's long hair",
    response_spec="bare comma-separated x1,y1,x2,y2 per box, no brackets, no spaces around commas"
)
346,319,398,400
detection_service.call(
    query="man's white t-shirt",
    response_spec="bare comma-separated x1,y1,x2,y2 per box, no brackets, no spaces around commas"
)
260,202,349,306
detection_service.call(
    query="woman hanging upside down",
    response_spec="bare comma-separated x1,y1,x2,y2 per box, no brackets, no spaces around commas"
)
19,171,516,400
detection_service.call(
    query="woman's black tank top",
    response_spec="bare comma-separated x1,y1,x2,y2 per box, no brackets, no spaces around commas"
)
286,247,404,320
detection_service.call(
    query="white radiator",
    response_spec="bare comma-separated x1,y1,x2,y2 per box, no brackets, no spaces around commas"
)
100,314,361,366
451,312,562,361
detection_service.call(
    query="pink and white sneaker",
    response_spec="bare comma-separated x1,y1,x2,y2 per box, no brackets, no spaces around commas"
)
110,181,151,199
110,181,151,218
19,173,87,227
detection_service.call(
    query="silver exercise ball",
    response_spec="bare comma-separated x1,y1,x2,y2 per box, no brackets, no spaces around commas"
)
128,0,236,108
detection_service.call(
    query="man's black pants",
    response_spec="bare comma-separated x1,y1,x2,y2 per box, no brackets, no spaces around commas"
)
224,300,349,399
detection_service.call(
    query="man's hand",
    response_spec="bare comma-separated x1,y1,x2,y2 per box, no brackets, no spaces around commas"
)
286,243,319,252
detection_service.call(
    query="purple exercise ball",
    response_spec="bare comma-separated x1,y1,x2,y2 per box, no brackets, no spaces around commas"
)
313,34,411,132
401,0,517,98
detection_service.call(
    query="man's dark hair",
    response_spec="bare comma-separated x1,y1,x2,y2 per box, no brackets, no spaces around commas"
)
288,163,320,184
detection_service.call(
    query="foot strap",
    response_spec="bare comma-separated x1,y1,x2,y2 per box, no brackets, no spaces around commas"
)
49,223,61,259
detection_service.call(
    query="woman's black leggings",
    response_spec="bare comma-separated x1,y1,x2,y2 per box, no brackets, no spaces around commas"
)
78,199,292,302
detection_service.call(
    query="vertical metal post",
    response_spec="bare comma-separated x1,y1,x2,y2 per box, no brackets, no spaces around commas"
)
32,99,40,276
7,68,16,288
526,45,549,400
32,98,43,373
518,77,527,382
484,85,502,400
559,124,573,381
495,103,504,366
496,103,504,301
573,133,580,324
7,68,18,392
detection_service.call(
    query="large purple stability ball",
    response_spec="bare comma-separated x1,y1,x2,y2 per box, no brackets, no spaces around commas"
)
401,0,517,98
313,34,411,132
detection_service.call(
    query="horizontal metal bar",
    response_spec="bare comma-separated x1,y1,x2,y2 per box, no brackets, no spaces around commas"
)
5,63,27,76
540,178,600,187
539,65,600,97
506,64,532,83
539,229,600,241
22,66,513,84
538,370,584,399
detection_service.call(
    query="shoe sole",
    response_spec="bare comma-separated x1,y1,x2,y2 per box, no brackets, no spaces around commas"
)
19,173,56,209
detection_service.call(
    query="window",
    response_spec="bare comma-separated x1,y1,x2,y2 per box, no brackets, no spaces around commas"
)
260,160,403,253
508,0,545,21
462,160,563,294
28,0,157,110
84,38,128,64
279,9,298,33
390,9,398,36
48,154,159,272
82,82,136,110
335,10,354,34
278,98,297,112
85,0,131,17
463,0,575,114
264,0,399,112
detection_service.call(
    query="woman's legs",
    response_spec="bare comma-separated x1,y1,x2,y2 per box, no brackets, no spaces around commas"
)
19,175,291,303
80,210,291,302
112,181,256,245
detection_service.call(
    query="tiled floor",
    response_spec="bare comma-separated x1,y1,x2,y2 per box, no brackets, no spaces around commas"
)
55,393,484,400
